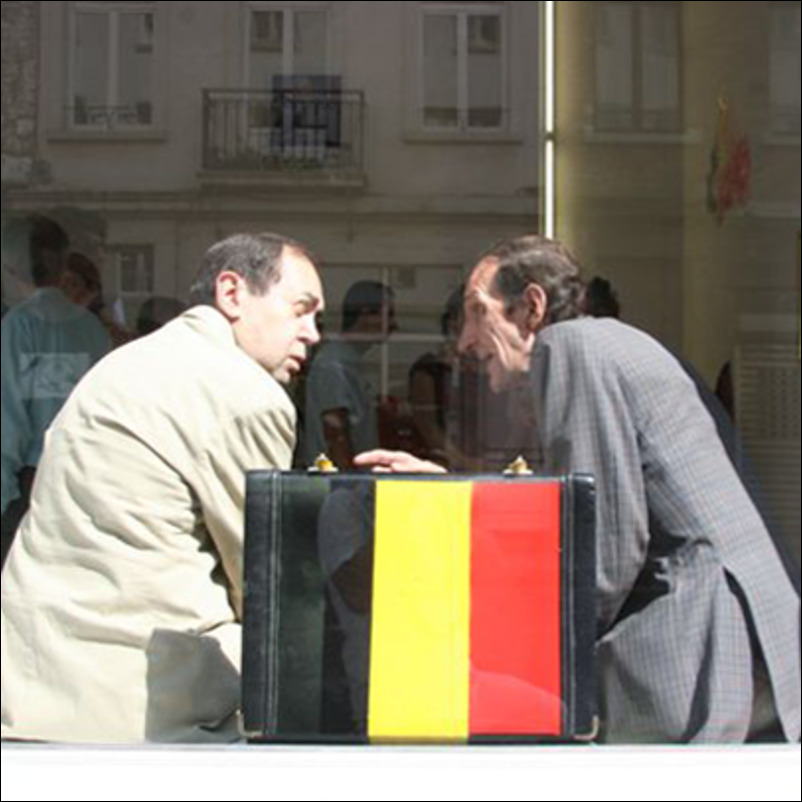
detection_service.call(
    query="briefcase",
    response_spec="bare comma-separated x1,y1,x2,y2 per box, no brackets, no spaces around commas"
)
242,469,597,744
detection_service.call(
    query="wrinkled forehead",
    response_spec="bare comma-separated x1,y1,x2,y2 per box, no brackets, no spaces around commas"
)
465,257,501,302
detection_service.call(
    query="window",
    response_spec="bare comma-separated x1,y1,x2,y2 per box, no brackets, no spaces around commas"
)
312,264,465,396
595,1,681,133
246,5,329,90
769,2,801,135
421,4,506,131
110,244,155,324
251,8,284,53
242,5,335,161
69,2,156,129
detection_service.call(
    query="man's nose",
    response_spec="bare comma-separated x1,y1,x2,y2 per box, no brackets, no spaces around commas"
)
304,315,321,345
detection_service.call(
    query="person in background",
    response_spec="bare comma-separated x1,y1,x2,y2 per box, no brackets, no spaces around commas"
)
1,215,110,568
62,252,132,347
304,280,396,469
582,275,621,319
134,295,188,337
407,285,486,469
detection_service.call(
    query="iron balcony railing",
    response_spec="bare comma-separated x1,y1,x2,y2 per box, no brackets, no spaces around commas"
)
202,88,365,173
66,102,153,129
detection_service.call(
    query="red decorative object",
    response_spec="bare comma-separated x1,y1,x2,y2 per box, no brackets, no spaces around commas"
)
706,96,752,225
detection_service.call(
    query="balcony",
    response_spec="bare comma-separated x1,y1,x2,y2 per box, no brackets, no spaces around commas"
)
201,87,366,188
69,101,153,128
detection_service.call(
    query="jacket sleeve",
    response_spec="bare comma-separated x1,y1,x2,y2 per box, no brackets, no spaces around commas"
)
195,395,296,620
531,324,651,630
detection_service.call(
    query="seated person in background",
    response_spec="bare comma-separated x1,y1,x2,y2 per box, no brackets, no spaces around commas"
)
582,275,621,319
1,215,110,568
304,280,396,469
408,285,486,469
135,294,188,337
62,252,132,347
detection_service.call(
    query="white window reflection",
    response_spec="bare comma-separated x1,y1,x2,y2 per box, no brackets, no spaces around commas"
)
595,1,680,132
422,6,505,131
769,1,802,135
71,3,155,129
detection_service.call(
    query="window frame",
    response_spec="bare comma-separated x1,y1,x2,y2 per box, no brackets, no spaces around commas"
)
67,1,158,131
417,3,509,135
242,2,332,88
108,243,157,325
768,0,802,138
593,0,683,135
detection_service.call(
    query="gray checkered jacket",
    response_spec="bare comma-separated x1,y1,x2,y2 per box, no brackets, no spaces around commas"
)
532,317,800,743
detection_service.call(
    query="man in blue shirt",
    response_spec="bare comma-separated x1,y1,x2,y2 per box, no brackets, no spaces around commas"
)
1,214,110,567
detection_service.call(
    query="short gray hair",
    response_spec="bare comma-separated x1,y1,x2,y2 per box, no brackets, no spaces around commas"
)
189,232,317,306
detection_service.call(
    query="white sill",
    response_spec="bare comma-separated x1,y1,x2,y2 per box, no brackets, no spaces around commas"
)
761,132,802,148
582,127,703,146
196,169,367,192
403,128,523,145
46,128,169,144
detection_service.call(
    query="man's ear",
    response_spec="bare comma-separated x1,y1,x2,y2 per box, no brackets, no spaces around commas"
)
214,271,245,321
522,283,548,332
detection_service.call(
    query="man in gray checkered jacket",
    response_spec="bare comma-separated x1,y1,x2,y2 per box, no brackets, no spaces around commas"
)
358,235,801,743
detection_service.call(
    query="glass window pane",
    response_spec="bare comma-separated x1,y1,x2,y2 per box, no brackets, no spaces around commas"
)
296,264,469,470
423,14,458,128
769,3,802,134
468,14,502,128
73,12,109,124
251,9,284,53
295,11,328,75
640,5,680,131
250,11,284,88
4,1,802,753
118,13,154,125
117,246,155,294
595,3,633,129
386,265,461,336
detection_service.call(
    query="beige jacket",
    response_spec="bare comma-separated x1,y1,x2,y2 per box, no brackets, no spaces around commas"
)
1,306,295,743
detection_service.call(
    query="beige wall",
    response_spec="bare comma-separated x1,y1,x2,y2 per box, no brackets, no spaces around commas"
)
557,1,800,381
681,1,800,380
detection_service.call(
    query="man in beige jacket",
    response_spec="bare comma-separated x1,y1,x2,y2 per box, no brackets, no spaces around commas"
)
0,232,323,743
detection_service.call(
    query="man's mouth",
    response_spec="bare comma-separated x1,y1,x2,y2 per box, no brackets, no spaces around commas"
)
287,355,305,373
